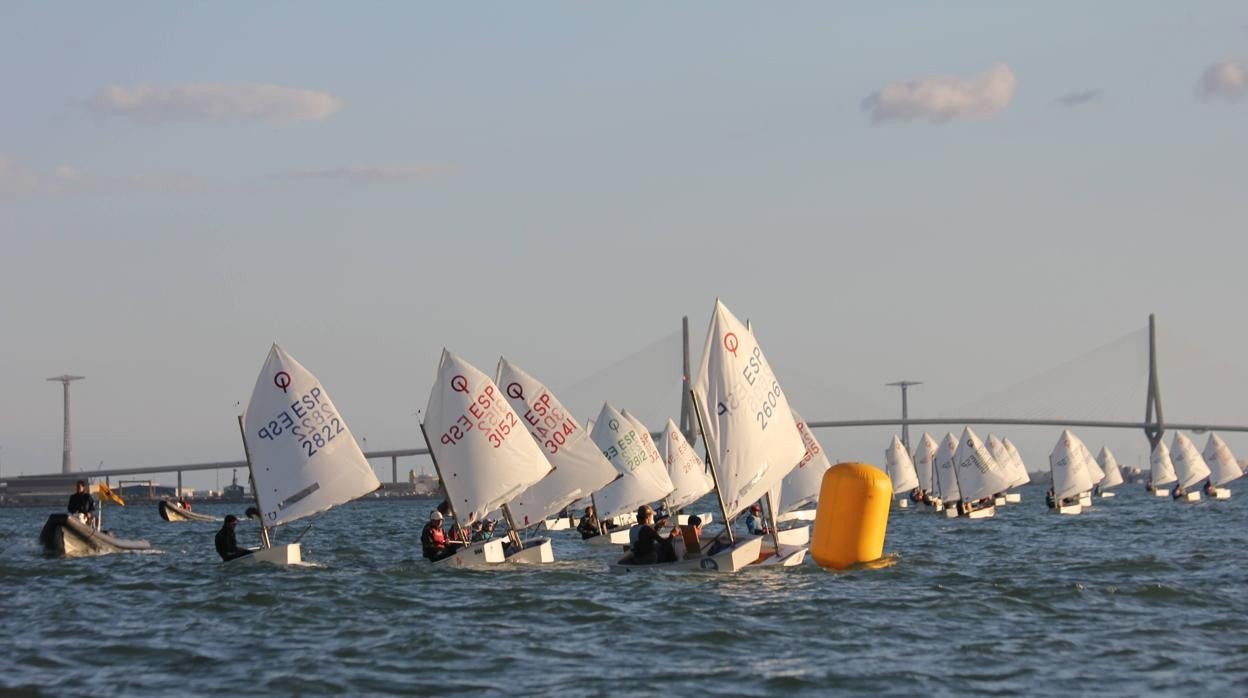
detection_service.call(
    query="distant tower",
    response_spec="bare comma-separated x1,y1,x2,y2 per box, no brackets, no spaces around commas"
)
47,375,85,474
886,380,922,451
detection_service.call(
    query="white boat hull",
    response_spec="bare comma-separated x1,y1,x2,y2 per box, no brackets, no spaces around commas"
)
1179,491,1201,503
587,528,632,546
434,538,507,568
1055,502,1082,515
1213,488,1232,500
506,537,554,564
1098,491,1116,499
610,535,764,574
965,506,996,519
1078,493,1092,507
1152,488,1171,497
775,525,810,547
158,500,219,523
944,506,959,519
231,543,302,566
993,496,1007,507
896,498,909,509
1004,493,1022,504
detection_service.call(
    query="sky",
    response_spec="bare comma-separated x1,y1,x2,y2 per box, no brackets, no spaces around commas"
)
2,2,1247,491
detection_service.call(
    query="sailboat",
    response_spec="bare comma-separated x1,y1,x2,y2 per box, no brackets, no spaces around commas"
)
985,434,1027,504
1002,437,1029,502
234,344,381,565
39,482,152,556
421,349,557,567
911,433,942,511
158,498,219,522
1049,430,1095,515
1170,432,1211,503
772,410,832,524
589,403,675,548
1202,433,1241,499
884,435,920,509
1149,441,1178,497
684,299,807,570
1073,440,1103,507
1096,447,1124,497
952,427,1013,519
934,433,961,517
659,419,716,524
495,358,619,534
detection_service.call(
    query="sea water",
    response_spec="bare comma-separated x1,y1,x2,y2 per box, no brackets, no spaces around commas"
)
2,484,1246,696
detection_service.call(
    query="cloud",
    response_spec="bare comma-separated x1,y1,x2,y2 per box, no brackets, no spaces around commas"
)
1057,89,1102,107
86,83,344,124
1197,59,1248,101
863,64,1016,124
285,164,448,183
0,155,206,197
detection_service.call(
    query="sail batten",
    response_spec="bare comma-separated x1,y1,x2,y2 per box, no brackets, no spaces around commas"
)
242,345,381,528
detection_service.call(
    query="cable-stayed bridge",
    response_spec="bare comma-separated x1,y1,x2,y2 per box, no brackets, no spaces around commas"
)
4,314,1245,491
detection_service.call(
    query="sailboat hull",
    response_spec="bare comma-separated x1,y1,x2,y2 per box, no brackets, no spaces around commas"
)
777,509,816,523
609,535,764,574
229,543,302,566
1179,491,1201,503
506,537,554,564
775,525,810,547
39,514,152,557
943,506,959,519
895,498,910,509
1213,488,1232,500
993,496,1007,507
434,539,507,568
1054,503,1082,515
1098,491,1116,499
965,506,996,519
1077,493,1092,507
587,528,632,547
1004,493,1022,504
158,500,219,523
1152,488,1171,497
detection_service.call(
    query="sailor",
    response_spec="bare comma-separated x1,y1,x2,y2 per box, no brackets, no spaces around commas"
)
1203,479,1217,497
745,504,770,535
420,510,462,562
1171,483,1185,500
629,506,662,565
1045,488,1056,509
679,515,704,559
67,479,96,526
215,515,253,561
576,505,600,540
179,496,192,511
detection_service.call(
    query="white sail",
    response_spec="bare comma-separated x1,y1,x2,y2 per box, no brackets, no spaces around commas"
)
424,350,554,525
1050,430,1095,501
1078,440,1105,485
1003,438,1031,487
953,427,1013,501
590,403,675,520
912,433,938,493
495,358,619,529
773,410,833,513
985,434,1025,490
660,419,715,512
1203,433,1243,487
1097,447,1124,489
1150,441,1178,486
692,300,805,519
934,433,961,501
885,435,920,495
1171,432,1212,490
242,344,381,528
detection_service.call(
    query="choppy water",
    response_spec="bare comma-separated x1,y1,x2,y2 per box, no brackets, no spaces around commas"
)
2,484,1247,696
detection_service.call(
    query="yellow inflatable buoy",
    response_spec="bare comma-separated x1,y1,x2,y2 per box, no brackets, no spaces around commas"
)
811,462,892,571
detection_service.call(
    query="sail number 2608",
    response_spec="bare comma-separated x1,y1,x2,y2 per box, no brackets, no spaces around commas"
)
755,381,783,430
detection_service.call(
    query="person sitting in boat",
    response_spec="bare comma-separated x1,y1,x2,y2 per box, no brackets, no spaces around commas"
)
67,479,96,526
1045,488,1056,509
178,496,192,511
215,515,253,561
469,519,496,542
679,515,704,559
745,504,770,535
421,510,463,562
627,506,664,565
1171,483,1185,500
576,506,601,540
1203,480,1217,497
1145,480,1155,493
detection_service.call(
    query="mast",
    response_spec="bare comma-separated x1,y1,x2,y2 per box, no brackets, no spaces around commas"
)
237,415,271,549
690,390,734,545
1144,314,1165,453
418,422,470,543
680,316,694,445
